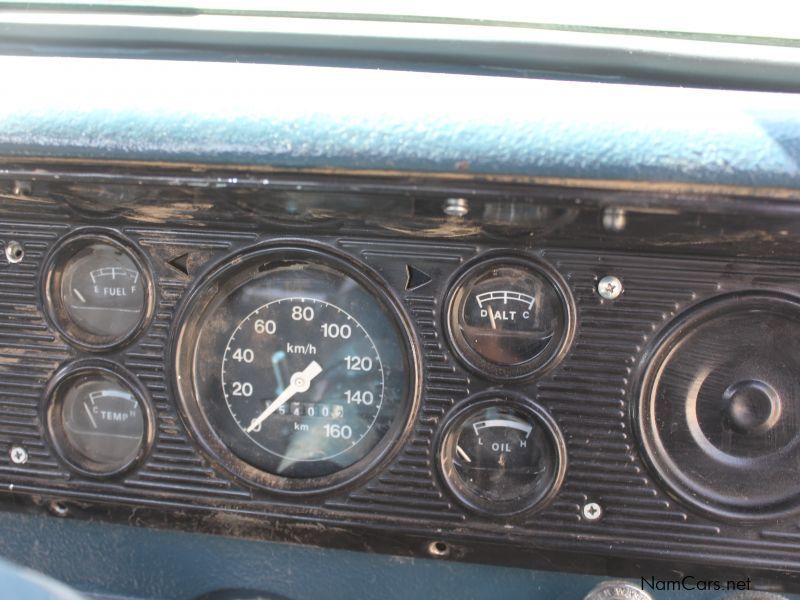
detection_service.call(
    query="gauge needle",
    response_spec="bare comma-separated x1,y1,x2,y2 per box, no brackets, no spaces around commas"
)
456,445,472,463
486,304,497,330
245,360,322,433
83,402,98,429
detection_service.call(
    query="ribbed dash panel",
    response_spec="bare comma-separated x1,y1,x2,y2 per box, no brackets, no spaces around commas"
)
0,222,70,482
1,222,800,572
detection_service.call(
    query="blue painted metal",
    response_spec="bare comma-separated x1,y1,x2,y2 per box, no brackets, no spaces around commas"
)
0,511,792,600
0,56,799,189
0,512,596,599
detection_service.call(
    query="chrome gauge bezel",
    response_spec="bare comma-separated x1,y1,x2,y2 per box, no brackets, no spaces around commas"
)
443,254,576,382
44,359,155,478
436,391,567,517
171,244,421,495
42,230,155,352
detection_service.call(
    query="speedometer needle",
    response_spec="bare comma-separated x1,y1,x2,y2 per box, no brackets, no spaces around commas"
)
245,360,323,433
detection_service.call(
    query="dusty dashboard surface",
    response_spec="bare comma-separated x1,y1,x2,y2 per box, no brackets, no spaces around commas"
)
0,164,800,591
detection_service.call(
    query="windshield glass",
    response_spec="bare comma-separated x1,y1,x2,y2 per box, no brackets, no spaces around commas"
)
0,0,796,44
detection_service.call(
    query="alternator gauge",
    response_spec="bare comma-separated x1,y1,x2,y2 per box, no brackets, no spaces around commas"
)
445,256,574,381
174,247,418,493
45,233,153,350
437,393,566,516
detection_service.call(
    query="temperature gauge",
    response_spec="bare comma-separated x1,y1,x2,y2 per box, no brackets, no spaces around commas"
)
446,257,573,380
46,362,151,476
46,234,152,349
438,394,565,516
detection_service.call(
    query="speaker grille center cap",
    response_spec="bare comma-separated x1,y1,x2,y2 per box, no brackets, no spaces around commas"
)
723,379,781,435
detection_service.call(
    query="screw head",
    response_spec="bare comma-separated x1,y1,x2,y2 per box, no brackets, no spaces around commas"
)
582,501,603,521
427,541,450,557
48,501,70,518
12,181,31,196
597,275,623,300
5,241,24,264
602,207,627,232
9,446,28,465
443,197,469,217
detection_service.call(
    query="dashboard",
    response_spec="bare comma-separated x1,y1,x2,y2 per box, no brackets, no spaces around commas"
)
0,12,799,594
3,161,800,599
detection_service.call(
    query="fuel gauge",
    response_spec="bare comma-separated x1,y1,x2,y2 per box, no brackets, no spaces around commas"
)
446,257,574,380
45,233,153,349
438,394,565,516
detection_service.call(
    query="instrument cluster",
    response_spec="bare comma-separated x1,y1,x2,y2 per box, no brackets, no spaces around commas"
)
4,169,800,588
39,231,569,513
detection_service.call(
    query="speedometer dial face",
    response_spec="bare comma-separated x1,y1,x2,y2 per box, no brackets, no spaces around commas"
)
221,298,384,463
180,249,416,489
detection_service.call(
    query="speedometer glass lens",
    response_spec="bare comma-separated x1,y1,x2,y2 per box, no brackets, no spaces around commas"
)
184,250,414,486
223,297,382,464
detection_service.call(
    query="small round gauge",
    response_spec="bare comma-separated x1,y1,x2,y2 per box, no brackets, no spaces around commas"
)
437,394,566,516
46,362,152,476
175,246,418,492
45,233,153,349
445,257,574,381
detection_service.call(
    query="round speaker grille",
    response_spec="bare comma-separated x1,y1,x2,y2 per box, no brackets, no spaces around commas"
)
637,293,800,519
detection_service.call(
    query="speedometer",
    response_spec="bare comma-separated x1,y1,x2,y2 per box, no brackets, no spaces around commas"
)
222,298,384,462
174,246,418,492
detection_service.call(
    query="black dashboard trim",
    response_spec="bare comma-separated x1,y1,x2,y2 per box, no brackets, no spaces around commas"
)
3,166,800,591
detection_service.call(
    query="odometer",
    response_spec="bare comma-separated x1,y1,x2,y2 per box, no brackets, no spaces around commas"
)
175,247,417,491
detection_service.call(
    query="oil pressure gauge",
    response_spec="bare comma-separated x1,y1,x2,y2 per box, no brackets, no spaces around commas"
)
445,256,574,381
438,393,566,516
